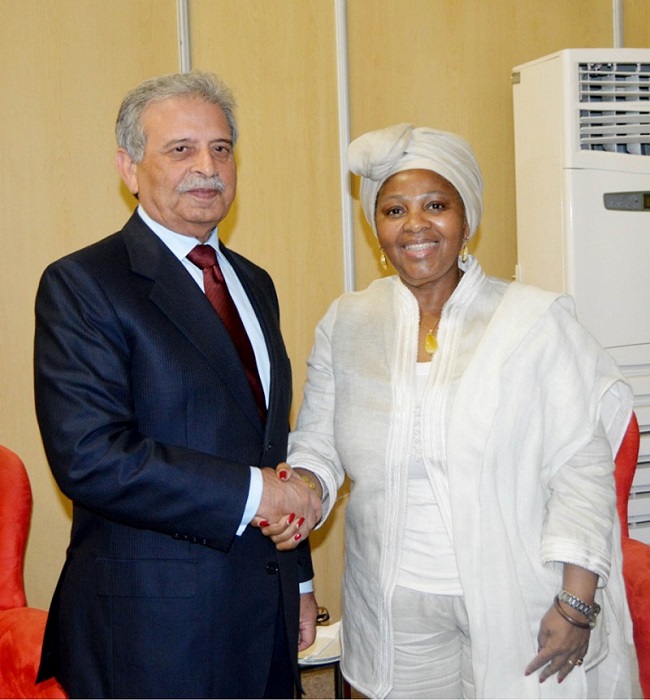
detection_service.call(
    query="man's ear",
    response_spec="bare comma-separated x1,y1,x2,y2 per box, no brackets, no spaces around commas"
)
115,148,139,195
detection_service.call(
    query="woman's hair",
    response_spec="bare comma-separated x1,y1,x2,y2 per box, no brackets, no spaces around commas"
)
115,71,238,162
348,123,483,239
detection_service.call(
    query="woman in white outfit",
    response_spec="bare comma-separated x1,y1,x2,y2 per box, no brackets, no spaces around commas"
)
267,124,636,698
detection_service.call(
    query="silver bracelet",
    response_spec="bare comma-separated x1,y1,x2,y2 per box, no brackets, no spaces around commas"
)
558,589,601,625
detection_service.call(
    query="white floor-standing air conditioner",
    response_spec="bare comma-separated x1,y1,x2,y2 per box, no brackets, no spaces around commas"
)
512,48,650,543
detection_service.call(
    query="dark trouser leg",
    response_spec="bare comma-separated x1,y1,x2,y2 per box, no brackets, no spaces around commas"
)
262,603,294,699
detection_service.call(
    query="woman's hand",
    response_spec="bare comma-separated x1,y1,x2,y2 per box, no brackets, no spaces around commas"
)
526,563,597,683
525,604,590,683
254,464,321,551
256,510,306,550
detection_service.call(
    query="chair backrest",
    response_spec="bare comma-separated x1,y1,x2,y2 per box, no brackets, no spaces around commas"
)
0,445,32,609
614,413,641,541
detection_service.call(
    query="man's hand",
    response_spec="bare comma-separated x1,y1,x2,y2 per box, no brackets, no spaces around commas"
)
254,463,322,550
298,592,318,651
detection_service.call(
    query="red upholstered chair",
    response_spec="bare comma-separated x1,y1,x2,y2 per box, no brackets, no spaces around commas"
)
0,445,67,698
614,413,650,698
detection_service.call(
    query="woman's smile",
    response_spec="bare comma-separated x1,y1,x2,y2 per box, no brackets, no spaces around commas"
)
402,239,440,256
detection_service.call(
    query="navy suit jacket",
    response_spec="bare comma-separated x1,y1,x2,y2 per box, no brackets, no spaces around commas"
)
34,211,312,698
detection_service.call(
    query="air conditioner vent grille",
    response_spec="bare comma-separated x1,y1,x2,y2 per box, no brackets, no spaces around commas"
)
578,62,650,154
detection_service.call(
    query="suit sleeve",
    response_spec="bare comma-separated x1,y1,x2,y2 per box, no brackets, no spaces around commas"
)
34,258,251,552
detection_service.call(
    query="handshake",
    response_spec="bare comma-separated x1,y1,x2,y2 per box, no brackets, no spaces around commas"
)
254,463,323,551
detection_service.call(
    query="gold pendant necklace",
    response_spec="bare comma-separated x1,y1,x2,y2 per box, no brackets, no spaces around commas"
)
421,268,462,356
423,317,440,355
424,329,438,355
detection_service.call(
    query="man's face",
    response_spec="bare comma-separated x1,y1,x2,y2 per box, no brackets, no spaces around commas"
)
116,95,237,241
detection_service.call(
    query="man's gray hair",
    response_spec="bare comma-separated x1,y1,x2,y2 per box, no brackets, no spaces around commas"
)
116,71,238,162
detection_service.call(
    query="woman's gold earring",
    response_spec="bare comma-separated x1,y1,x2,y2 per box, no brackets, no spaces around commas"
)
380,249,388,270
461,243,469,264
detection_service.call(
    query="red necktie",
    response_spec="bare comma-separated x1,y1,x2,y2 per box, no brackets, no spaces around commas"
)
187,245,267,423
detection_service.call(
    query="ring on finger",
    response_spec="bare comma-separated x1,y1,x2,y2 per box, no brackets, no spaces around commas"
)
568,660,574,667
575,658,584,666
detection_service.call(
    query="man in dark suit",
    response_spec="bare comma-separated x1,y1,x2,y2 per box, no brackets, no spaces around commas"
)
34,71,321,699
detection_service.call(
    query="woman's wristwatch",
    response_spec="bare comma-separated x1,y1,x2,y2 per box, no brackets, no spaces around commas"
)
558,589,601,628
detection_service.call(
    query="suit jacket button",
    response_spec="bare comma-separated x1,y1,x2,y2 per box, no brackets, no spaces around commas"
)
266,562,279,575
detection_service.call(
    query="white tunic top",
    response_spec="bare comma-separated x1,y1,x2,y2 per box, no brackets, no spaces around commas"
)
397,363,462,595
288,257,634,698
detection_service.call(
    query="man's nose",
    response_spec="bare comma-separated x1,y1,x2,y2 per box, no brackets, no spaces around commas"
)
191,146,219,176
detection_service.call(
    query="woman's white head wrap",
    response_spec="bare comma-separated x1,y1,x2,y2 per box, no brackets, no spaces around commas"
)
348,123,483,239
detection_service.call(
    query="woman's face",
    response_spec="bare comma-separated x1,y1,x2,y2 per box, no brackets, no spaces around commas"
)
375,168,468,293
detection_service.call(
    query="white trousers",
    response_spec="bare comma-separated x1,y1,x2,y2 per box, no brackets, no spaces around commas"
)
387,586,476,699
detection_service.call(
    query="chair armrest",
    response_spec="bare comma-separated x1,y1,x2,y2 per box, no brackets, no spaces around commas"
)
622,537,650,699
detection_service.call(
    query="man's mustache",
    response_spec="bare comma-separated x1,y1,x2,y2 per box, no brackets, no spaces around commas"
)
177,175,226,193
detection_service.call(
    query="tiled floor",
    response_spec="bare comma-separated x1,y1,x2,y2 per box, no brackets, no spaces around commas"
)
301,665,364,699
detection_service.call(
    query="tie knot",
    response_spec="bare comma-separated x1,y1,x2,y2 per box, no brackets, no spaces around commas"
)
187,244,218,270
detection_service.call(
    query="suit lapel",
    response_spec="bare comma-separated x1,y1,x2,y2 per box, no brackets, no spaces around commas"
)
121,213,263,433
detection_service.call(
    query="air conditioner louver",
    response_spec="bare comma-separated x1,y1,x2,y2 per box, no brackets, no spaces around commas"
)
579,62,650,154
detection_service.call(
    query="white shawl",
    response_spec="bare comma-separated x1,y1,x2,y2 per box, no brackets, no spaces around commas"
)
288,258,634,698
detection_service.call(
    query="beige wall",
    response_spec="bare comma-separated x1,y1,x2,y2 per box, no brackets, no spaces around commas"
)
1,0,648,621
348,0,641,291
189,0,344,414
0,0,179,611
188,0,348,617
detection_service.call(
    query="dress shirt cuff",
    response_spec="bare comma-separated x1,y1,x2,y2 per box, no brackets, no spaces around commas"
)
237,466,263,536
300,580,315,594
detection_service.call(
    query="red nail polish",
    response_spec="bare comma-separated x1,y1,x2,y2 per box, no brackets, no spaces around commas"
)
294,533,302,542
259,520,269,527
279,469,288,480
287,513,295,524
297,517,305,527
